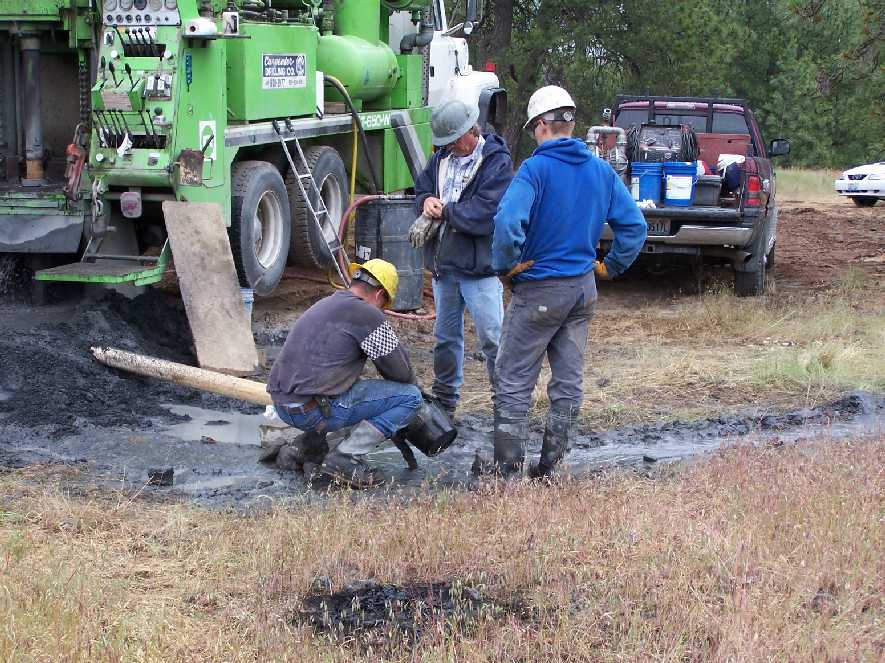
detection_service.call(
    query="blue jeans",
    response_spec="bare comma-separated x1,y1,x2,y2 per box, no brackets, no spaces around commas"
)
432,273,504,408
275,379,422,438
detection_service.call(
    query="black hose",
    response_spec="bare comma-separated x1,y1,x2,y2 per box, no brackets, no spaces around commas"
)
626,124,640,162
679,125,699,162
323,74,381,194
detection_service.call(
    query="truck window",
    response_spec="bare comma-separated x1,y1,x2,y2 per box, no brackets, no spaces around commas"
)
615,110,707,132
614,110,647,128
712,112,750,134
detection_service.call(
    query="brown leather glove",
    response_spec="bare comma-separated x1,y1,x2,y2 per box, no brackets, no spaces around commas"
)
593,260,611,280
499,260,535,289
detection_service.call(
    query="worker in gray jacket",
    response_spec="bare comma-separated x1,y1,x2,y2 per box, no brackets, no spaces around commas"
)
266,259,422,488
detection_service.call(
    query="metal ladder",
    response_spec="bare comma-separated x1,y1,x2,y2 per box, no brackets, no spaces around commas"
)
273,119,348,283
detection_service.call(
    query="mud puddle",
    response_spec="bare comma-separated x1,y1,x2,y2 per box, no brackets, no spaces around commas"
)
295,579,519,650
158,404,268,446
1,392,883,509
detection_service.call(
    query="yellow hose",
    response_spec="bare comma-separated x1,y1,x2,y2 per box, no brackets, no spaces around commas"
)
349,118,358,208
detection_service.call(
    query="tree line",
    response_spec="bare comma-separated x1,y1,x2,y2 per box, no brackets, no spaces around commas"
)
447,0,884,168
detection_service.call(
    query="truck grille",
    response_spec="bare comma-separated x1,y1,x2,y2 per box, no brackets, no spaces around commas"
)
848,174,867,181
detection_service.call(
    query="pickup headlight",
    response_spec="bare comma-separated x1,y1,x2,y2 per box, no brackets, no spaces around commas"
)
867,173,881,180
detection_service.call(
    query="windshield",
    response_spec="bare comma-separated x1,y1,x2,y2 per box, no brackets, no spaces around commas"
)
615,109,750,135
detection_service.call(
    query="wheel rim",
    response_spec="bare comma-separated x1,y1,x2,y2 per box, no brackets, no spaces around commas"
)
317,173,344,246
254,190,284,270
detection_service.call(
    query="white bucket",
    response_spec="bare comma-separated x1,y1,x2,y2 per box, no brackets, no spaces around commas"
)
240,287,254,320
665,174,694,201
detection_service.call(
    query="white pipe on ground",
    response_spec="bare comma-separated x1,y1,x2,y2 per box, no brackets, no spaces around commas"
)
90,346,273,406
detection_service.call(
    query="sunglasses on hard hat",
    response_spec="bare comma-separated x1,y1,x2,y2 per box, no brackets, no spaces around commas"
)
526,109,577,134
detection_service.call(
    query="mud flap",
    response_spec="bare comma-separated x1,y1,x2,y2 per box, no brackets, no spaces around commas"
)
162,201,258,375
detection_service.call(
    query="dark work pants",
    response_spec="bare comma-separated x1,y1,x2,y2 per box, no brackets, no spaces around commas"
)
494,273,597,417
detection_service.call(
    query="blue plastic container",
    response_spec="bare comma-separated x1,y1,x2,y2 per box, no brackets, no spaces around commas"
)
663,161,697,207
629,162,663,203
240,287,254,320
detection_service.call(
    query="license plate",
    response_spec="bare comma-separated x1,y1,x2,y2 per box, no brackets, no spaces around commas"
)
647,219,671,235
846,182,859,191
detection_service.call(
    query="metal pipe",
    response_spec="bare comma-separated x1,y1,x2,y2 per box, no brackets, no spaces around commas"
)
20,36,44,184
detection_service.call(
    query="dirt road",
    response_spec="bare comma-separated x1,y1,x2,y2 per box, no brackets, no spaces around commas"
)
0,199,882,507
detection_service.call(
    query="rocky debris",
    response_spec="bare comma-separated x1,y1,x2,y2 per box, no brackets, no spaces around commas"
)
295,579,510,647
147,467,174,487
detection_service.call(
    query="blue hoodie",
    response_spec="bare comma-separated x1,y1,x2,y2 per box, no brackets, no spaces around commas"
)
492,137,647,281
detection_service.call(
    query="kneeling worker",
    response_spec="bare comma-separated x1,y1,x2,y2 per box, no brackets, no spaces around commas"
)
266,259,422,488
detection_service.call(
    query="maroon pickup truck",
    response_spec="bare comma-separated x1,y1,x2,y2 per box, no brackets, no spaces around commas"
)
598,95,790,296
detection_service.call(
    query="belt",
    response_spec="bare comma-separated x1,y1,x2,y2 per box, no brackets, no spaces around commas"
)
278,399,319,415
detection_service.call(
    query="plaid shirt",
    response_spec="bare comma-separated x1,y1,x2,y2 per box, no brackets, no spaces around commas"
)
440,135,485,205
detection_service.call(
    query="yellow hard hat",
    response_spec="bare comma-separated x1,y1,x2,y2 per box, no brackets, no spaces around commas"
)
349,259,399,308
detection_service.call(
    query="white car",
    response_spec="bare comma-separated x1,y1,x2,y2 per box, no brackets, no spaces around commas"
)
834,162,884,207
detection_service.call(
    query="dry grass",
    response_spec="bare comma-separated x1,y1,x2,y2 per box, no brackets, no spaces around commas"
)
438,281,884,428
1,439,883,661
777,167,842,202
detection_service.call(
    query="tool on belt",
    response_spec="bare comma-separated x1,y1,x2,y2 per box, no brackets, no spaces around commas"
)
499,260,535,289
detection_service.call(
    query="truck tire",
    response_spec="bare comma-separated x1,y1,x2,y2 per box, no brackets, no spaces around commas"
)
734,258,766,297
286,146,348,269
229,161,292,296
850,197,877,207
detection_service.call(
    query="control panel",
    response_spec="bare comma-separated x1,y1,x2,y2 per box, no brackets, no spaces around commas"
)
102,0,181,27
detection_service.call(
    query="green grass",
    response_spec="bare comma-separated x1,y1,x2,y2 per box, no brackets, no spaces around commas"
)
776,167,841,200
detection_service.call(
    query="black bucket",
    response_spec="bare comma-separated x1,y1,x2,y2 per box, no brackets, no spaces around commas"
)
401,400,457,456
354,198,424,312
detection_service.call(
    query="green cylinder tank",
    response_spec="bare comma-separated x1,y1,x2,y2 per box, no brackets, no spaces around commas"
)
317,0,399,103
317,34,399,103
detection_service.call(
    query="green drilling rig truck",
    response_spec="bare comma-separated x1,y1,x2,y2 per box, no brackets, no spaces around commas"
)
0,0,504,297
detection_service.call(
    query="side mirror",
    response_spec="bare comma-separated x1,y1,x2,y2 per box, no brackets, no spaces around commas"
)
464,0,478,35
769,138,790,157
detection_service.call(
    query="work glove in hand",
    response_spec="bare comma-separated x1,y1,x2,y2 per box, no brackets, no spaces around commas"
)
408,214,442,249
593,260,611,280
499,260,535,289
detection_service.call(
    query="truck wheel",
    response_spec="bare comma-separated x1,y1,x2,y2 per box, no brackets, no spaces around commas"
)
850,197,877,207
734,258,766,297
286,146,348,269
230,161,292,296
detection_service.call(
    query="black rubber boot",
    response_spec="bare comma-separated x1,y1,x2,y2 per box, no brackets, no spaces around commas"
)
319,421,386,489
492,412,528,476
530,405,576,479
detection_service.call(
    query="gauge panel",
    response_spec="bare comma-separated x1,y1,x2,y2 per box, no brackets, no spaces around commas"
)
103,0,179,26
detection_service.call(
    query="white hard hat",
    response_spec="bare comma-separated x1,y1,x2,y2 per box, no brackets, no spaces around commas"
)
524,85,577,129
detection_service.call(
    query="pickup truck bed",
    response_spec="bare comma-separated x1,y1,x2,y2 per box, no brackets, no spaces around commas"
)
599,95,789,296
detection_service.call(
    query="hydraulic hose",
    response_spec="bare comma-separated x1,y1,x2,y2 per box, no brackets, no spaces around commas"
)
335,194,436,321
323,75,381,194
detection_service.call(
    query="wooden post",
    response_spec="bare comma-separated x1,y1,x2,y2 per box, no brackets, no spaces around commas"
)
91,346,272,406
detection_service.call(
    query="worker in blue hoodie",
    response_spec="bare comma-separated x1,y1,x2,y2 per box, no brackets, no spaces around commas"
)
409,100,514,418
488,85,647,478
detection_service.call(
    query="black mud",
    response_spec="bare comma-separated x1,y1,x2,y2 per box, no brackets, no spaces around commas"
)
295,579,517,649
0,283,883,509
0,290,259,437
